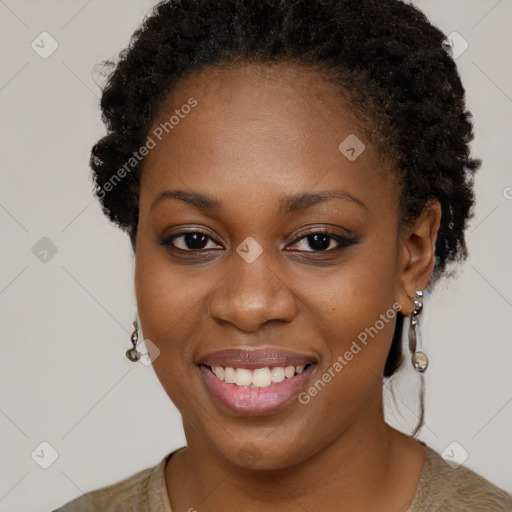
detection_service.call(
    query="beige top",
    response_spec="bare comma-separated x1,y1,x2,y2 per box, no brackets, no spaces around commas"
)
53,444,512,511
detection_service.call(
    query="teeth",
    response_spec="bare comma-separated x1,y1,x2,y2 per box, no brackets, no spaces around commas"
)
210,364,309,388
224,367,236,383
284,365,295,378
213,366,225,380
253,368,272,387
270,367,285,383
234,368,252,386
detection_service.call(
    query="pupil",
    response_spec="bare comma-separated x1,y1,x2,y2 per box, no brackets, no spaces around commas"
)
308,234,330,251
186,233,208,249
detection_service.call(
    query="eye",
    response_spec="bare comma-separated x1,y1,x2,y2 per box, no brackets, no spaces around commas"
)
160,228,359,254
160,230,223,251
287,230,359,253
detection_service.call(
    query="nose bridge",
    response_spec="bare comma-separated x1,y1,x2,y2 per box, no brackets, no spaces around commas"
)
208,246,297,331
231,251,276,300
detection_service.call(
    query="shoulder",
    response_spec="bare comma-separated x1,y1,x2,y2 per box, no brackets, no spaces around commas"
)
409,445,512,512
51,453,173,512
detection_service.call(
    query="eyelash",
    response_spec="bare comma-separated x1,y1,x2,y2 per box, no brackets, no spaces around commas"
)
159,228,359,254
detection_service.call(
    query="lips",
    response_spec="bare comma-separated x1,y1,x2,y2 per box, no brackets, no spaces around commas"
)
197,348,317,415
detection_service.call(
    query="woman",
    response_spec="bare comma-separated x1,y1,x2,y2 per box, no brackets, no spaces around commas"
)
54,0,512,510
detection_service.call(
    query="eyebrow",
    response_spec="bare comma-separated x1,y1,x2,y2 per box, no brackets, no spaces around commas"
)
150,188,367,213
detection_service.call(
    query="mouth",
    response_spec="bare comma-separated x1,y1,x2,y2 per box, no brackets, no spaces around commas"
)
197,349,317,415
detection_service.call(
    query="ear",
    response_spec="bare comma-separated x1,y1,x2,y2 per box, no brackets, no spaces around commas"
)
396,199,442,315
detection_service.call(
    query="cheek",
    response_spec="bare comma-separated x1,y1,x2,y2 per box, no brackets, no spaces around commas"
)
296,287,399,438
134,228,213,330
134,237,204,367
134,246,204,417
303,229,400,375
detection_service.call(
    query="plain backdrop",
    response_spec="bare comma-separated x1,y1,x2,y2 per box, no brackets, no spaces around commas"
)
0,1,511,510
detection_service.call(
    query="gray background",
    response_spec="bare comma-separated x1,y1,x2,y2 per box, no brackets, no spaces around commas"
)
0,0,511,510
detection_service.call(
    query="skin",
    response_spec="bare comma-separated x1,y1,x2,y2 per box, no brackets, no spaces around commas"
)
134,62,442,512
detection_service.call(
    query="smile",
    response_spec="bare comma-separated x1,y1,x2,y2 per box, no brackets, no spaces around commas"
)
198,348,317,415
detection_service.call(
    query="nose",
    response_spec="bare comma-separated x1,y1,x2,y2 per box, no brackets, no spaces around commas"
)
207,251,297,332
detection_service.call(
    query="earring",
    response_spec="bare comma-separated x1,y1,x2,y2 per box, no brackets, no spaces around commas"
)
408,290,428,372
409,290,428,437
125,316,141,362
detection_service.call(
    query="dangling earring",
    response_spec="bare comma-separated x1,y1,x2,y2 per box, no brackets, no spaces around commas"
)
408,290,428,372
126,315,141,362
409,290,428,436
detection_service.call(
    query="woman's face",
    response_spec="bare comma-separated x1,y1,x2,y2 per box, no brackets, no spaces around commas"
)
134,63,424,470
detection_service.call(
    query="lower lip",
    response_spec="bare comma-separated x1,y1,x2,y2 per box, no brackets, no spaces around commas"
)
199,364,315,415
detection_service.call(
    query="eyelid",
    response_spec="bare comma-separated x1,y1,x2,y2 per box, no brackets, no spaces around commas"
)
290,225,354,241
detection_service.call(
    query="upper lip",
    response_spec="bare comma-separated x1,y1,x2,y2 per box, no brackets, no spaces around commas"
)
197,348,317,369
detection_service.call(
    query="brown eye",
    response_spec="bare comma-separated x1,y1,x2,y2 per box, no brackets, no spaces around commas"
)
287,230,359,253
160,231,222,251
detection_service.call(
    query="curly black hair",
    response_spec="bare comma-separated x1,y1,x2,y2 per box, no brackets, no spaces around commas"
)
90,0,480,389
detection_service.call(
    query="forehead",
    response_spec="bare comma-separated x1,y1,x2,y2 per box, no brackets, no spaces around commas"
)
168,61,346,106
139,62,397,214
153,61,362,140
